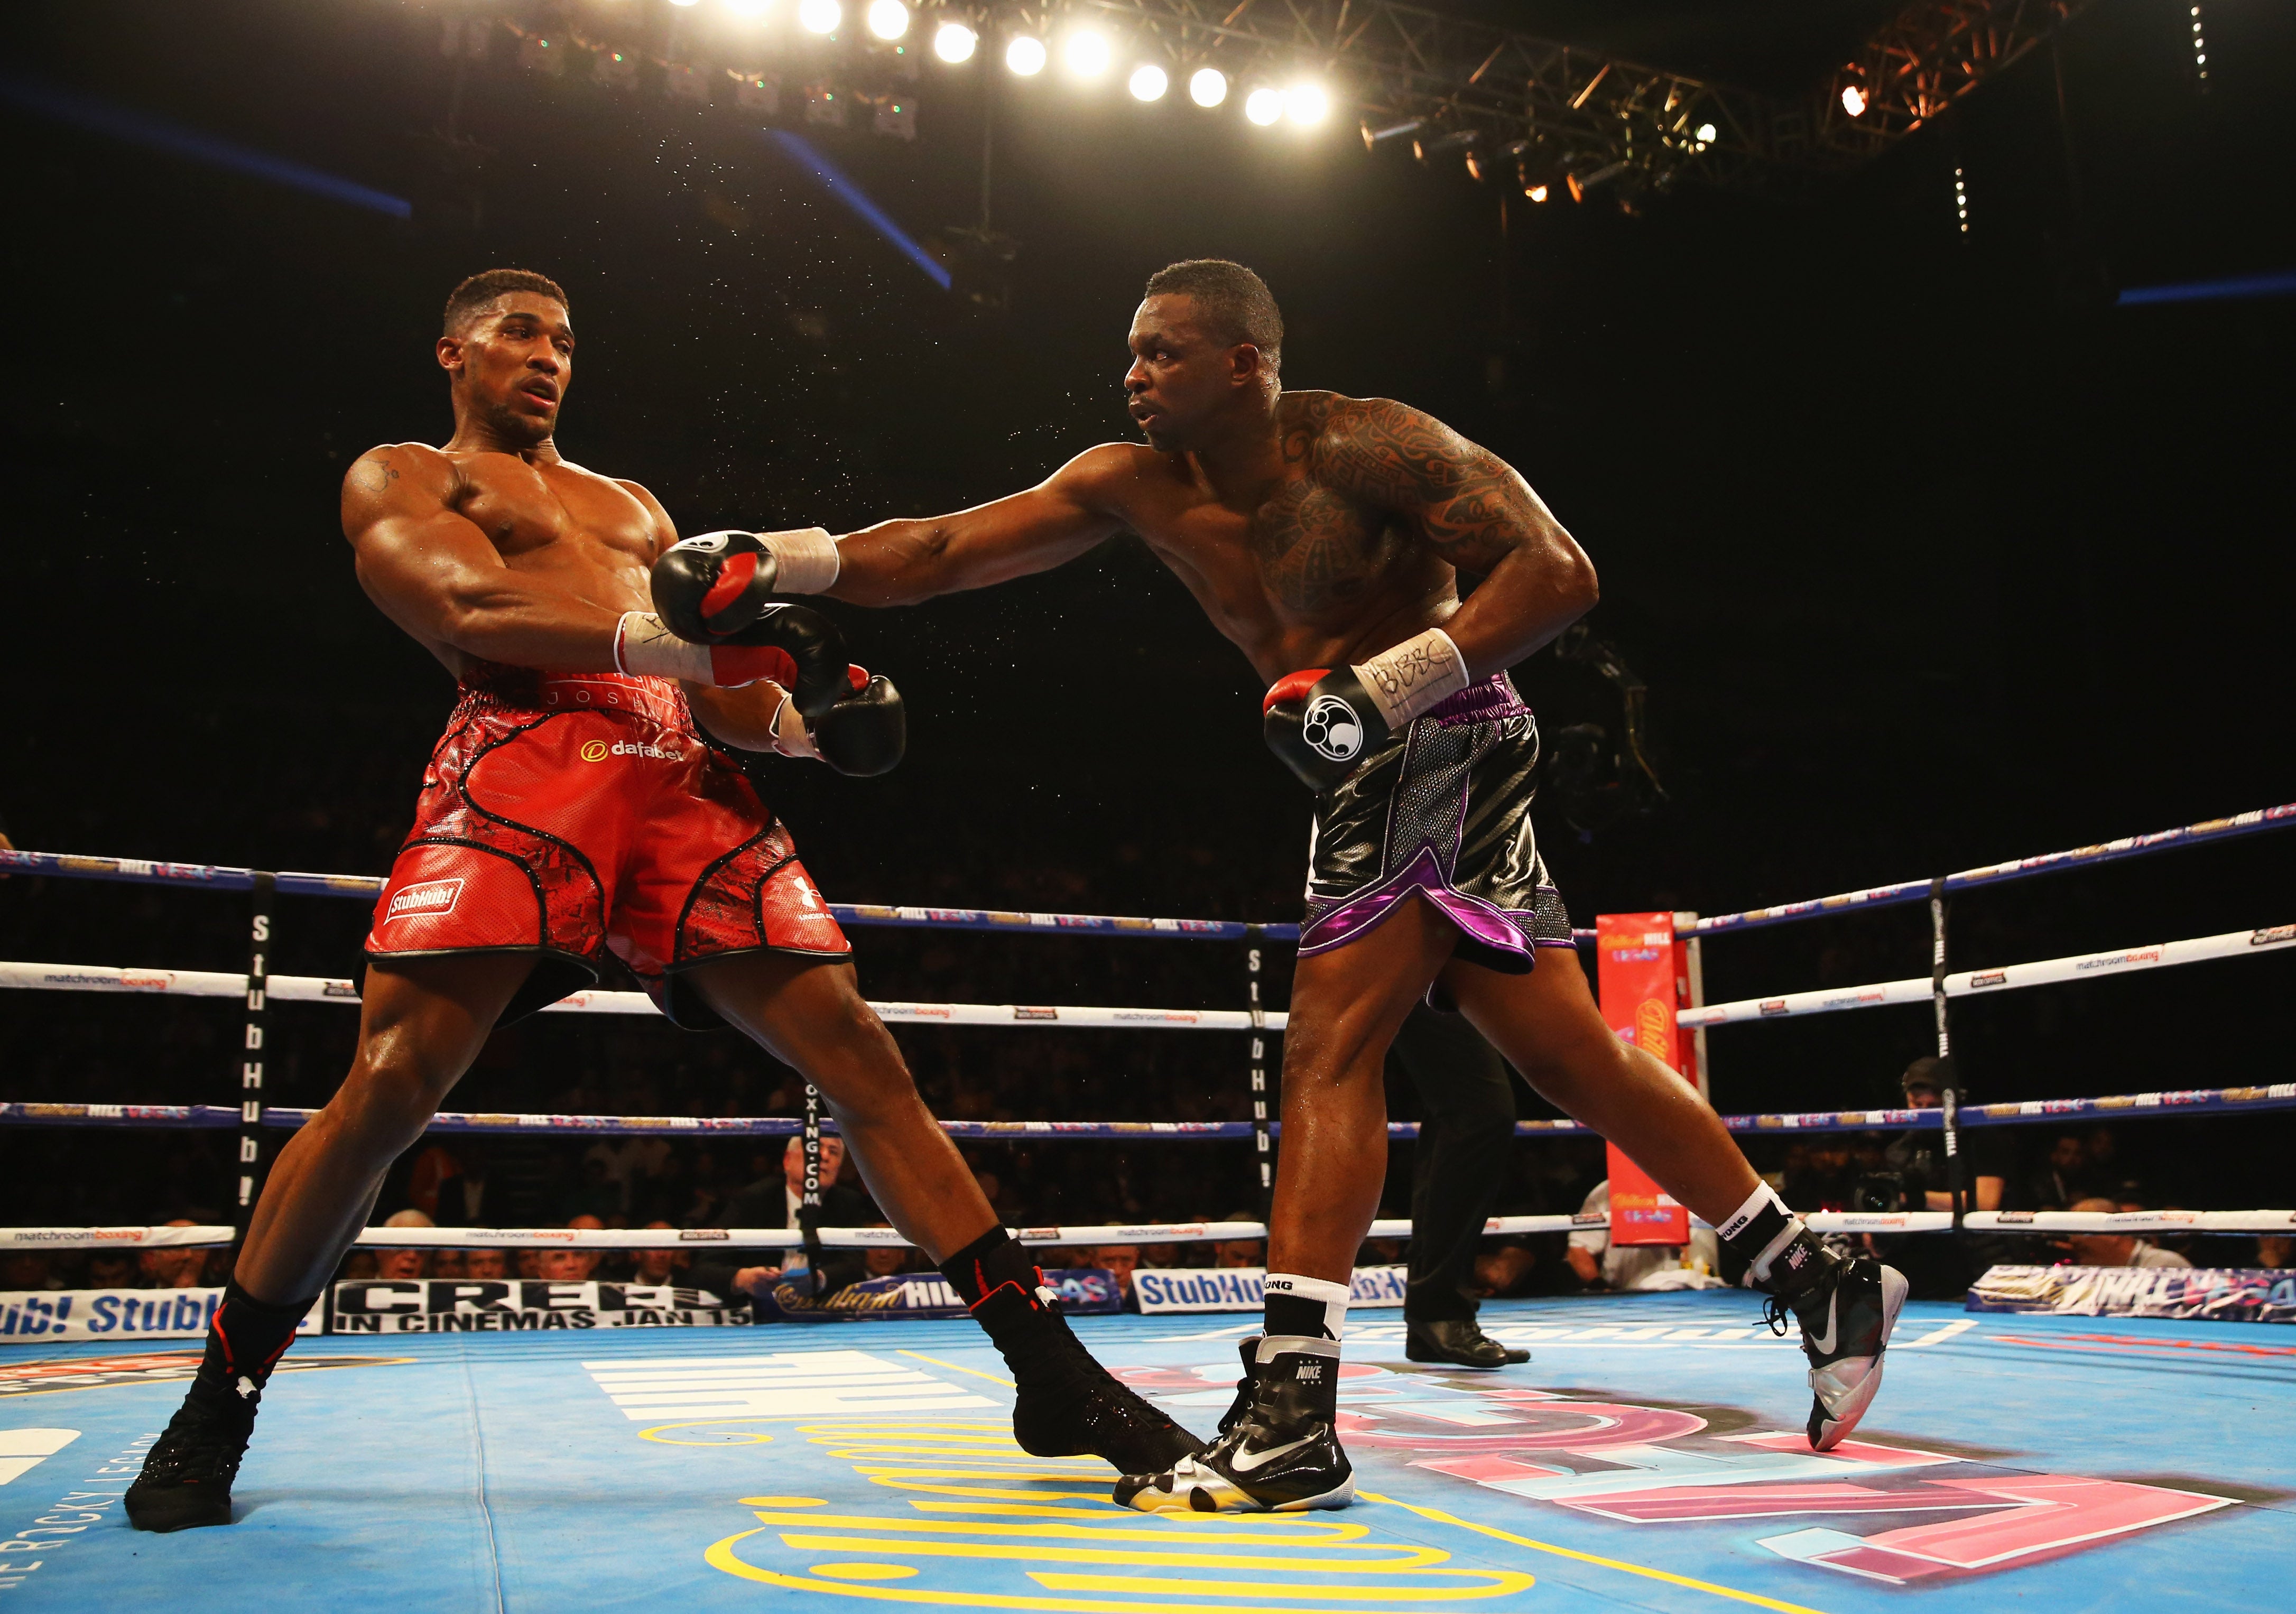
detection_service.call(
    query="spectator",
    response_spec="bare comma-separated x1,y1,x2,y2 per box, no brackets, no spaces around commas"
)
0,1254,59,1292
2256,1235,2292,1270
583,1135,671,1218
1095,1245,1141,1304
406,1142,462,1221
2029,1134,2086,1210
140,1220,208,1289
1474,1245,1539,1298
465,1248,510,1281
431,1248,468,1281
437,1154,490,1227
374,1209,434,1280
87,1250,138,1288
862,1229,912,1279
1876,1058,2016,1298
560,1157,625,1225
536,1214,605,1282
629,1221,686,1286
724,1136,872,1231
2078,1126,2140,1202
1214,1212,1264,1269
1564,1181,1722,1291
2061,1199,2192,1269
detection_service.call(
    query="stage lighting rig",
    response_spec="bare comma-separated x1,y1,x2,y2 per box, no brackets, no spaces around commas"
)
798,0,841,36
1005,34,1045,75
1130,64,1169,102
1189,67,1228,108
933,21,976,62
866,0,910,42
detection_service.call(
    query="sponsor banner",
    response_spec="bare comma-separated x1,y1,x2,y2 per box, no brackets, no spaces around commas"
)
770,1268,1124,1323
1967,1264,2296,1323
327,1279,746,1334
1597,912,1692,1246
1134,1265,1409,1316
0,1288,323,1341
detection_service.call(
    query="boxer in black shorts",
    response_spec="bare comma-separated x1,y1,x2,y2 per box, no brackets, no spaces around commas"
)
659,259,1907,1512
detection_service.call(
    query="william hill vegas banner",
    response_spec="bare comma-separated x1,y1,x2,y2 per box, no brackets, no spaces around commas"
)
1596,911,1697,1247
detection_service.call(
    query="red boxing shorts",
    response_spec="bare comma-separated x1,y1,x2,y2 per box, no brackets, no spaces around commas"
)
365,665,848,1028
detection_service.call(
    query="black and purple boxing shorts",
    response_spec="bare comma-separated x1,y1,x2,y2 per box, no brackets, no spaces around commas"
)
1298,672,1574,978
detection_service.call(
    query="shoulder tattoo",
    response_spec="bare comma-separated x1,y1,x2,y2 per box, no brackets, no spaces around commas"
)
1318,400,1528,563
352,457,400,495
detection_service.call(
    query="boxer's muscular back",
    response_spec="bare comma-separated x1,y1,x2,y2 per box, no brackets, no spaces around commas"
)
342,441,667,680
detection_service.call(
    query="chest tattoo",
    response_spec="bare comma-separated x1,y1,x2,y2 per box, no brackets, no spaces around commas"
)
1251,480,1392,614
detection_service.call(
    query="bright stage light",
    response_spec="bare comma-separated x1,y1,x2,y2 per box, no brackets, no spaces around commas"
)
1006,35,1047,75
722,0,767,16
1525,182,1549,203
1189,68,1227,108
1130,64,1168,102
933,21,977,62
865,0,909,41
1695,121,1717,143
1064,31,1112,78
670,0,701,10
1244,86,1283,126
1284,82,1330,127
1841,83,1867,117
798,0,840,35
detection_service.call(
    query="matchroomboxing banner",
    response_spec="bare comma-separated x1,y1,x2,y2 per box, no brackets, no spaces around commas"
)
0,1289,323,1342
1968,1265,2296,1323
1133,1266,1409,1316
1597,911,1692,1246
326,1279,747,1333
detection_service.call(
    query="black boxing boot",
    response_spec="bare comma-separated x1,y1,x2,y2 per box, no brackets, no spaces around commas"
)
1115,1335,1355,1514
126,1282,313,1532
940,1229,1204,1476
1722,1184,1908,1451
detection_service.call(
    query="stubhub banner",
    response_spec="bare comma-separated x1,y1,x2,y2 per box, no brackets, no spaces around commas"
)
0,1288,323,1341
1135,1266,1408,1316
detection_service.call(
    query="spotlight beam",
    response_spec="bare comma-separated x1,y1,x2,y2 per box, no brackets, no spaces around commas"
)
762,129,952,290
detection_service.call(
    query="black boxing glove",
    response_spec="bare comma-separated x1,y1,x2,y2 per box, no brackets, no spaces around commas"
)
1261,629,1472,794
724,604,851,722
650,527,842,642
813,673,906,777
1262,667,1390,795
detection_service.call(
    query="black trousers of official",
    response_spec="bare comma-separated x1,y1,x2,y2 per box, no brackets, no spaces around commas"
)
1387,1004,1519,1323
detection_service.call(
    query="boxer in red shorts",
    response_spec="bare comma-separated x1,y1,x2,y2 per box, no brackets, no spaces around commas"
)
125,269,1199,1533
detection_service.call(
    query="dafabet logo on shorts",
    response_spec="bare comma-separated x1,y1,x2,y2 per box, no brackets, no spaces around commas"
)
581,738,677,763
386,878,464,921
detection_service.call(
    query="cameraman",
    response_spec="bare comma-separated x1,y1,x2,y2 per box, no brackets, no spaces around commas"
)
1872,1057,2014,1298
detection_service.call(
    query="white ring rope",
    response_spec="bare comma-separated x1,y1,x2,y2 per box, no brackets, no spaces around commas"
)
1682,923,2293,1028
0,962,1289,1032
8,1207,2289,1251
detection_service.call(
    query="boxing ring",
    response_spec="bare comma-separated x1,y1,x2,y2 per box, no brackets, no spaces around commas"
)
0,804,2291,1611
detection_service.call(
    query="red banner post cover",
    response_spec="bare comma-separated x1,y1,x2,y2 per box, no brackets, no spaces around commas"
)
1597,912,1692,1246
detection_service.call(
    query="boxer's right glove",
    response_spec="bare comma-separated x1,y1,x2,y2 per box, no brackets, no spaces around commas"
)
1263,667,1388,795
775,667,906,777
650,527,841,641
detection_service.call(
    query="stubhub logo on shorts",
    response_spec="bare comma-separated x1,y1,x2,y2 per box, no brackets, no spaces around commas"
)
387,878,464,920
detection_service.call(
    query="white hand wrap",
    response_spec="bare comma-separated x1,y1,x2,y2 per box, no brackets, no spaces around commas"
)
614,612,714,682
759,526,841,596
769,692,820,759
1354,628,1469,730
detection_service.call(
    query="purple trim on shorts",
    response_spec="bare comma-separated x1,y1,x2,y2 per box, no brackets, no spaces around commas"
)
1425,672,1530,728
1299,846,1536,963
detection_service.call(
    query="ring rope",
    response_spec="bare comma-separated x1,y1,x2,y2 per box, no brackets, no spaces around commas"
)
1684,922,2295,1027
10,1205,2290,1252
6,1080,2291,1140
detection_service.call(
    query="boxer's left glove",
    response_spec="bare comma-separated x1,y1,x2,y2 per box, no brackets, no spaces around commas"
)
764,667,907,777
1262,628,1470,794
615,602,852,721
650,527,841,641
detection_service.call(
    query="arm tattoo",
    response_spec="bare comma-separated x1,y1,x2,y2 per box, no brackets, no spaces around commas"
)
1318,400,1534,573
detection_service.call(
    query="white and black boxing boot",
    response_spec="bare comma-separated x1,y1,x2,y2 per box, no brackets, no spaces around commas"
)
1762,1236,1909,1450
1114,1335,1354,1514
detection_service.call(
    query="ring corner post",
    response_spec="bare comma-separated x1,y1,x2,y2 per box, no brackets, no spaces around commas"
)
1929,875,1965,1230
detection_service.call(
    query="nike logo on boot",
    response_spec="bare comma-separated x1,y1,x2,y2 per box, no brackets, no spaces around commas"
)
1229,1433,1318,1473
1807,1293,1840,1358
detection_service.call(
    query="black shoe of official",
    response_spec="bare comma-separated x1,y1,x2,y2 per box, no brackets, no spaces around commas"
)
1405,1317,1529,1369
125,1389,256,1532
1114,1335,1354,1514
1762,1247,1909,1451
986,1287,1206,1477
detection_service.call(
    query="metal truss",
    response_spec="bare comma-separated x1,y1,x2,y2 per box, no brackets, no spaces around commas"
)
951,0,2103,198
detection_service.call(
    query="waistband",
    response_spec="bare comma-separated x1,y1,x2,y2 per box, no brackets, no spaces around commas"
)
457,664,692,730
1423,671,1530,727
